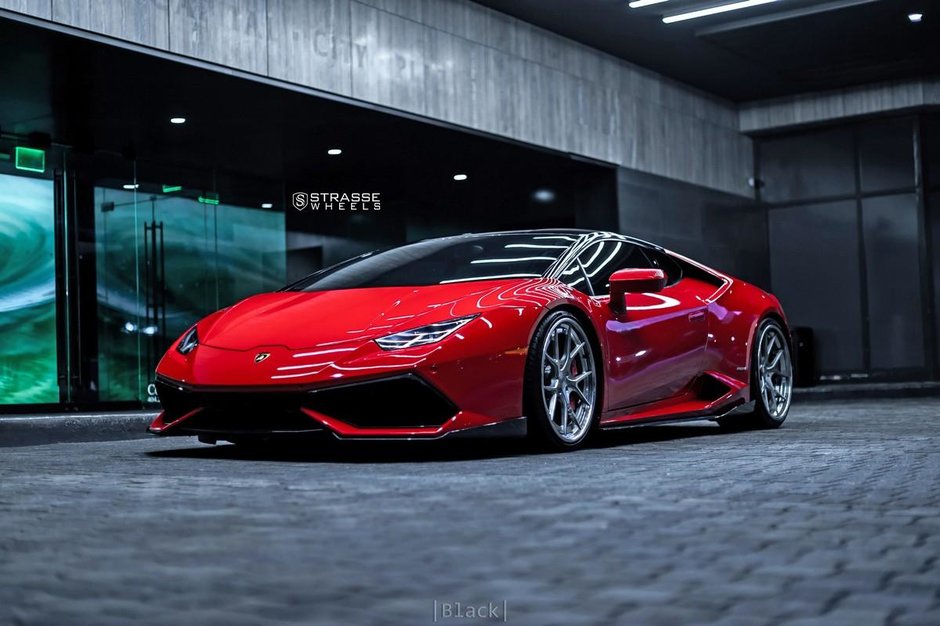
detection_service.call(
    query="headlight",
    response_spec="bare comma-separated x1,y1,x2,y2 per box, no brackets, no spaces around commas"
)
176,325,199,355
374,315,477,350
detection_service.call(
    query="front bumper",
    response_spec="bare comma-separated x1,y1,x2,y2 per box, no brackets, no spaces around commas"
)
149,374,523,440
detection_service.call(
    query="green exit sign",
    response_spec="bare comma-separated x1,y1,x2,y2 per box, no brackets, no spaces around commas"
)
15,147,45,173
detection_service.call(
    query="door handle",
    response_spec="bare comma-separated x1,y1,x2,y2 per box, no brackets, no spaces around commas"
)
689,311,706,322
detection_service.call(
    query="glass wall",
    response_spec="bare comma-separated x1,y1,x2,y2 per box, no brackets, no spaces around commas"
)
94,184,285,404
0,171,58,404
760,116,929,381
0,20,617,412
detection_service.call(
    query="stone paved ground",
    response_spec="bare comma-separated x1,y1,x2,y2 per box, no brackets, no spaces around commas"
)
1,399,939,626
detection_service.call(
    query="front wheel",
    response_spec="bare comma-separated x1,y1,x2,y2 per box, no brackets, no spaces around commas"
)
525,311,599,450
720,317,793,430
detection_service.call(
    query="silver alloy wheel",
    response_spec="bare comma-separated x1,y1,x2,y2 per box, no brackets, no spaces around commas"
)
757,323,793,420
540,318,597,444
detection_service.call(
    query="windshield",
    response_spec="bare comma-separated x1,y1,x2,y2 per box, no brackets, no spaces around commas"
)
287,233,579,291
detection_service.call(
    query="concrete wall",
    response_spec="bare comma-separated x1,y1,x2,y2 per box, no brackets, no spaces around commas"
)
740,78,940,134
0,0,752,197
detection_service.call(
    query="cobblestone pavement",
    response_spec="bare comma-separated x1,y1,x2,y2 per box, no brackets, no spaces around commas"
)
1,399,939,626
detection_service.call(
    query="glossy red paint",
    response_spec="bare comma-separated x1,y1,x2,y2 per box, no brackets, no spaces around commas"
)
150,232,787,441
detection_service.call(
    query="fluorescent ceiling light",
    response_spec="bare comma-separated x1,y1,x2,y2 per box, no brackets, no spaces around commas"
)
261,202,273,209
123,183,139,190
327,148,342,155
908,13,923,22
628,0,670,8
664,0,779,23
453,174,468,181
695,0,880,36
169,117,186,124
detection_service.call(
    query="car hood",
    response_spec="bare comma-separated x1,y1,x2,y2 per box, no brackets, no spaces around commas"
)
199,281,528,351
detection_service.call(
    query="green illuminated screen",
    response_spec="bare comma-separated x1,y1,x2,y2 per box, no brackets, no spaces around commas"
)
0,173,57,404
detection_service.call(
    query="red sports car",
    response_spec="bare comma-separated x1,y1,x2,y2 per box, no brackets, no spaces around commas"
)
149,230,793,450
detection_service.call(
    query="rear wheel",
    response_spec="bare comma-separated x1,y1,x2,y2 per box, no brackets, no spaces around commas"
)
719,318,793,430
525,311,599,450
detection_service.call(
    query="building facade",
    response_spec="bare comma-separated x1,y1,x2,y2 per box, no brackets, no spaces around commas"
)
0,0,938,409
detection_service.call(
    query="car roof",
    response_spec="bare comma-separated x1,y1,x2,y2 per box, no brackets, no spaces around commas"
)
437,228,664,252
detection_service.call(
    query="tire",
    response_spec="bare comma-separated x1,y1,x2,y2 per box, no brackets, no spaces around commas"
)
524,311,600,451
719,317,793,430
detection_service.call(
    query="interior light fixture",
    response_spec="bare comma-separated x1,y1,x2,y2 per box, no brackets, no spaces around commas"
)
663,0,779,23
533,189,556,203
261,202,274,209
162,184,182,193
628,0,670,8
453,174,468,181
170,117,186,124
908,13,923,22
123,183,139,190
327,148,342,155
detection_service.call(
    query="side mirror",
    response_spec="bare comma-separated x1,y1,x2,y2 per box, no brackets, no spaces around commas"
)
609,268,666,313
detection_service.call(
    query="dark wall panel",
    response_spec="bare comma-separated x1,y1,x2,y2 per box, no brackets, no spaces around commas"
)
858,118,915,193
929,191,940,373
759,115,930,381
760,128,855,203
616,168,768,289
927,116,940,192
769,201,864,374
862,194,925,370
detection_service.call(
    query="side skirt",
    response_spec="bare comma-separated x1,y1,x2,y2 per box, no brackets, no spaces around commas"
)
599,400,752,431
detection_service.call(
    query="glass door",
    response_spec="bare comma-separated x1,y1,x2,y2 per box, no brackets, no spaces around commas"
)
94,166,286,405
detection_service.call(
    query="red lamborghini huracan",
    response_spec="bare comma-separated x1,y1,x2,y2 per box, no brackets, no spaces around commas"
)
149,230,793,450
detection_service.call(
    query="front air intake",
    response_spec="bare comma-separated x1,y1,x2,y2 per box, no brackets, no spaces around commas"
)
155,374,458,433
303,374,458,428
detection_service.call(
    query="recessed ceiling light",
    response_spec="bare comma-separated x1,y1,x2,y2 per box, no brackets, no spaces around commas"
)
327,148,342,156
663,0,779,24
123,183,139,190
908,13,923,23
453,174,468,181
628,0,670,8
169,117,186,124
533,189,556,203
261,202,273,209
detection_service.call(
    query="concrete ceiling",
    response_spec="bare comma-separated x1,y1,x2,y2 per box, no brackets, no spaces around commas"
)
473,0,940,101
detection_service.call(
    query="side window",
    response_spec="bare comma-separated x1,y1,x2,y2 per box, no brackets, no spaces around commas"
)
559,259,592,294
642,249,683,286
579,240,653,295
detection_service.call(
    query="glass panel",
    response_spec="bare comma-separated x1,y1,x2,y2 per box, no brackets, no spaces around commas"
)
761,128,855,203
95,182,286,403
95,185,144,403
858,118,915,193
862,194,924,370
769,200,864,374
0,172,58,403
